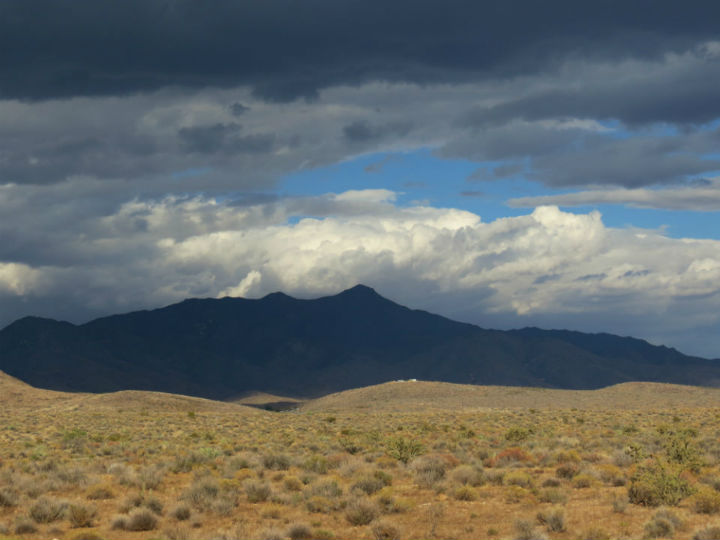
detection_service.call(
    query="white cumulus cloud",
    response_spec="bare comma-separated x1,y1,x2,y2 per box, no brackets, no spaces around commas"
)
1,186,720,357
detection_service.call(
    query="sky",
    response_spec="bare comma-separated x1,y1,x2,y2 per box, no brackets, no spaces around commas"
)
1,0,720,358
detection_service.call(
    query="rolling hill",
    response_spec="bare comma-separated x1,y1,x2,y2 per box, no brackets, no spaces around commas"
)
300,380,720,412
1,284,719,399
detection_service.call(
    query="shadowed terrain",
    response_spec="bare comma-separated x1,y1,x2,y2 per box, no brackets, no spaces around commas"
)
2,285,719,399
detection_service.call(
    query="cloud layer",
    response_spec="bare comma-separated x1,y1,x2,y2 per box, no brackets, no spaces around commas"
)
1,3,719,199
2,74,719,194
509,178,720,210
2,187,719,357
3,0,718,102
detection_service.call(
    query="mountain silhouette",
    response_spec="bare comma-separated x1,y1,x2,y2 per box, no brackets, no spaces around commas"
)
1,285,718,398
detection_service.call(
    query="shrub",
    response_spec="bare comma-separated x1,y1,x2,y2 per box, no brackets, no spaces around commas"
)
505,486,535,504
345,498,380,526
263,453,291,471
612,449,634,468
541,477,561,487
665,432,702,472
376,489,411,514
372,520,401,540
109,463,136,484
108,462,132,478
625,442,646,462
144,495,164,515
118,492,144,513
183,477,221,509
287,523,313,540
67,502,97,528
14,518,38,535
514,518,548,540
212,494,237,516
172,452,208,473
305,479,343,499
494,447,534,467
135,465,165,490
227,455,251,471
374,470,393,486
643,507,685,539
162,525,191,540
386,437,424,464
453,485,477,501
111,514,128,530
596,464,626,486
261,502,282,518
693,487,720,514
171,504,192,521
126,508,158,531
572,472,597,489
701,475,720,491
538,488,568,504
61,428,87,452
352,475,385,495
305,495,334,513
410,455,447,488
304,455,330,474
0,488,19,507
506,427,531,442
29,496,67,523
536,507,566,532
486,469,505,485
692,525,720,540
283,475,303,492
553,449,581,464
556,463,580,479
86,485,115,500
260,528,287,540
54,466,88,488
628,460,694,506
451,464,484,486
505,470,533,489
244,479,272,503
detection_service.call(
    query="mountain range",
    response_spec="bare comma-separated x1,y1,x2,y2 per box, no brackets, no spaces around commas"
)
1,284,718,399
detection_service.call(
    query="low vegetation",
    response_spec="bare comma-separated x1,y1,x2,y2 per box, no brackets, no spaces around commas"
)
2,381,720,539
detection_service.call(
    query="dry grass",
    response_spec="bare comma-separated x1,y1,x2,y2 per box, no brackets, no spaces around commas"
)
3,375,720,539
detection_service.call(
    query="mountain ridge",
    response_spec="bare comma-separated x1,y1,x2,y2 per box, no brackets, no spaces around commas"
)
1,285,718,398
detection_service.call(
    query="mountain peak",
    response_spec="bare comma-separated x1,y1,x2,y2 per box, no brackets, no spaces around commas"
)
261,291,294,301
337,284,380,297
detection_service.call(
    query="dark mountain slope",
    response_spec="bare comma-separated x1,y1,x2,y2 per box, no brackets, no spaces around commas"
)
1,285,718,398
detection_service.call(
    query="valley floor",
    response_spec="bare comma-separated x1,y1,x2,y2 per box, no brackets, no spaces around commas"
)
2,383,720,539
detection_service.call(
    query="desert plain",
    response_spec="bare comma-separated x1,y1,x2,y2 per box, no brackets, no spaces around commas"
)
3,373,720,540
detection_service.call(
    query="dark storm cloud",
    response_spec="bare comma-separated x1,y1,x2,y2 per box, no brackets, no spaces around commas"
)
530,136,720,187
342,120,413,143
447,122,720,188
178,123,242,154
177,122,273,155
230,103,249,116
2,0,719,113
465,50,720,127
